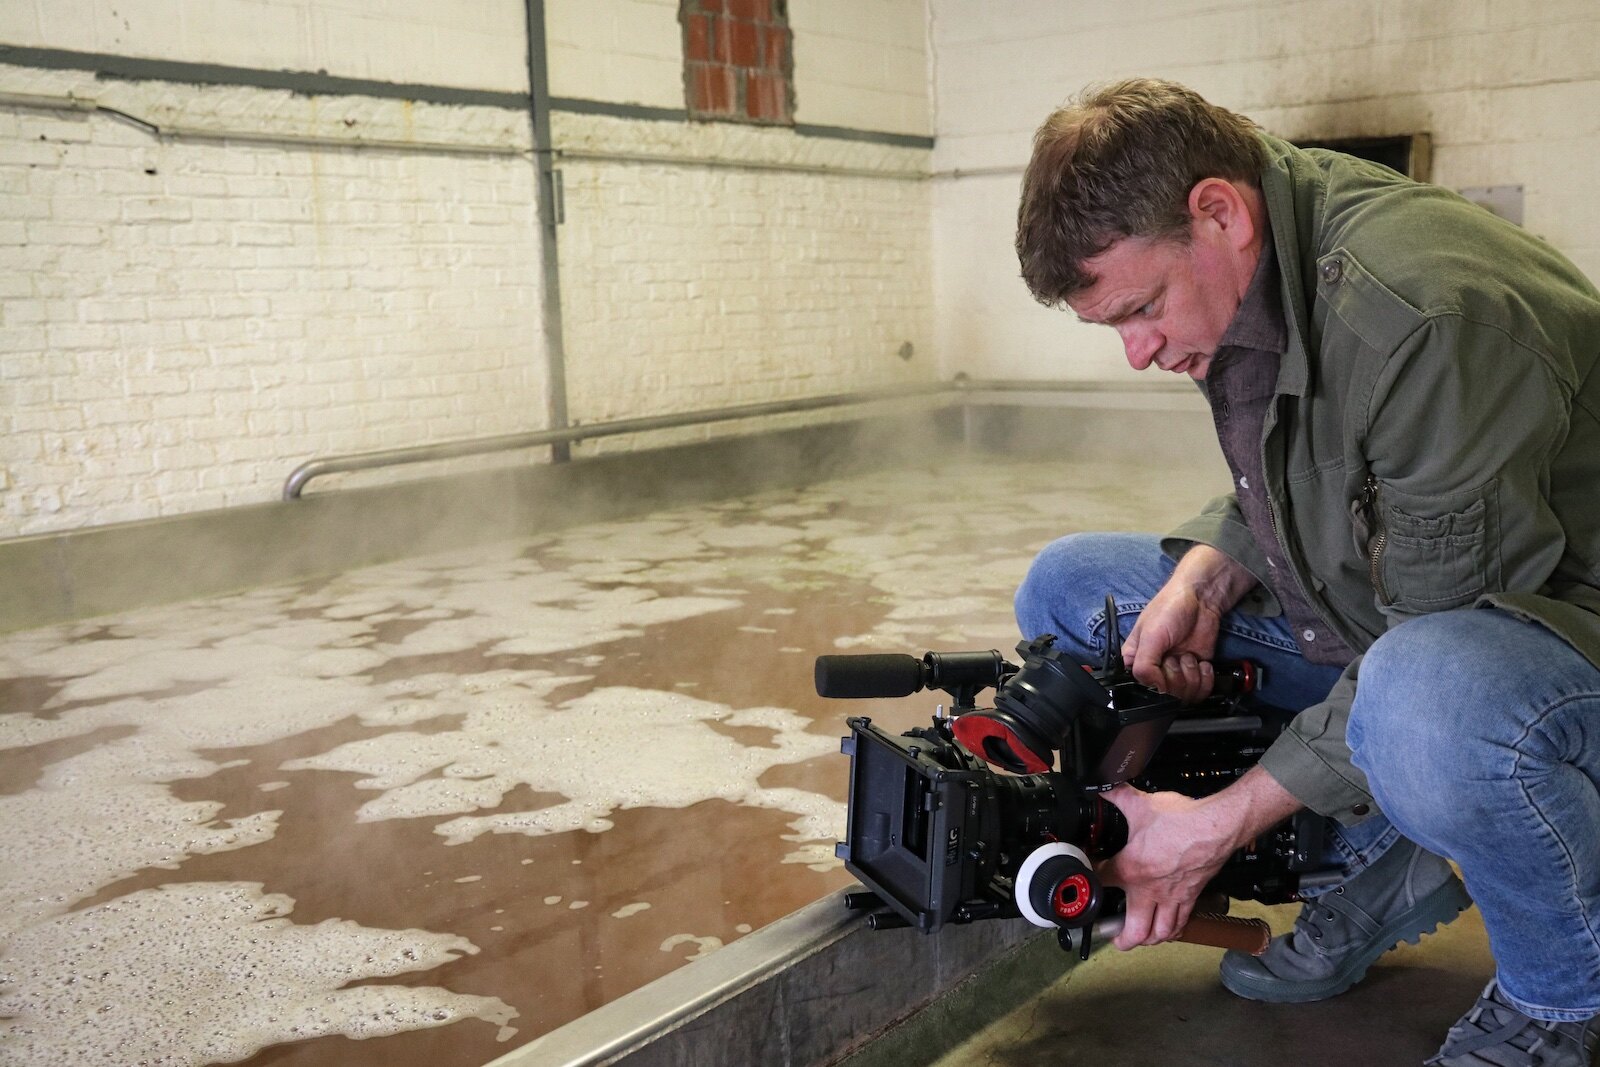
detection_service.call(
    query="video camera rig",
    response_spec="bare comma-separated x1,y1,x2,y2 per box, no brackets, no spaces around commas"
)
817,597,1341,957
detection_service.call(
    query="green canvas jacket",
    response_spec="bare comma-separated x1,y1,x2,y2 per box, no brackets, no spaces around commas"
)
1164,133,1600,824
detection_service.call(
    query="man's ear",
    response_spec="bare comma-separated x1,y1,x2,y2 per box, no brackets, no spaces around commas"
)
1187,178,1257,253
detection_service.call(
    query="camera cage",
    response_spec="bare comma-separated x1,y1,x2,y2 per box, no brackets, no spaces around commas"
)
822,597,1336,945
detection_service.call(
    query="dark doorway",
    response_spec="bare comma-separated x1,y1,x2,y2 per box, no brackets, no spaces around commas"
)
1295,134,1432,180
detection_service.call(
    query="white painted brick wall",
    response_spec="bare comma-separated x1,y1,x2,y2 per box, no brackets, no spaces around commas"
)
3,2,937,536
2,0,530,93
552,111,934,456
4,0,936,135
790,0,931,136
546,0,685,110
929,0,1600,382
540,0,939,450
0,65,546,536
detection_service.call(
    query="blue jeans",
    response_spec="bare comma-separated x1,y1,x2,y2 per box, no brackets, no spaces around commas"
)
1015,532,1600,1021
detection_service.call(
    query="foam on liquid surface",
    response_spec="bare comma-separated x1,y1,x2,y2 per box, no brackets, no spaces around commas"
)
0,459,1207,1064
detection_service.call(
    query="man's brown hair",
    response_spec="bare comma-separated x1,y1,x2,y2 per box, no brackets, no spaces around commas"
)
1015,78,1264,307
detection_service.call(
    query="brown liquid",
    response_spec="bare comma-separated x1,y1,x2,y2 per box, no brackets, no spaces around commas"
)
1,460,1197,1066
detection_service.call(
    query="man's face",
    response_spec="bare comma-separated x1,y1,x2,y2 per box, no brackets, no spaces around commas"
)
1065,234,1244,380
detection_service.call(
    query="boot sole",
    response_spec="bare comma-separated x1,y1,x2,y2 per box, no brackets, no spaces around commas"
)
1219,876,1474,1004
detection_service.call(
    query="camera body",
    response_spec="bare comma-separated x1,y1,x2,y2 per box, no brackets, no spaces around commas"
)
820,608,1337,948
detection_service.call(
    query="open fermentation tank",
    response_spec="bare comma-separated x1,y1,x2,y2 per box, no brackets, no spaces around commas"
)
0,455,1219,1066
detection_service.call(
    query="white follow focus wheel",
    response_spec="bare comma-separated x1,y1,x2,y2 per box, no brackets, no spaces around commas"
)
1014,841,1093,928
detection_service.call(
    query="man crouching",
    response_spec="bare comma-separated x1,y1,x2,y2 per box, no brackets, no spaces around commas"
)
1012,77,1600,1066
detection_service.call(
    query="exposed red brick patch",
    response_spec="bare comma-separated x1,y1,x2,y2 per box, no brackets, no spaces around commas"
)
728,18,760,67
680,0,792,125
684,13,713,62
690,62,736,115
745,71,786,122
763,25,789,72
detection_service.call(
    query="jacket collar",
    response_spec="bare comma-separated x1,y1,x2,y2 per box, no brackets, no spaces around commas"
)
1257,133,1319,399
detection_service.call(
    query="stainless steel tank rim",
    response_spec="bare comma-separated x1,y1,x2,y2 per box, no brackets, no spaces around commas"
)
281,378,1195,500
484,888,861,1067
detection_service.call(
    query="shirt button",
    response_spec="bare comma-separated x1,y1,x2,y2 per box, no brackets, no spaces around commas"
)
1302,629,1317,642
1239,476,1250,489
1267,558,1276,568
1320,259,1343,284
1352,804,1370,817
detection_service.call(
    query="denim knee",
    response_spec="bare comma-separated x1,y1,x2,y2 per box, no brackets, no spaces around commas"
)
1016,534,1085,640
1348,619,1500,836
1014,532,1137,653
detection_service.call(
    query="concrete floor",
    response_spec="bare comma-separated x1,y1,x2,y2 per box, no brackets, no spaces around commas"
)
926,897,1495,1067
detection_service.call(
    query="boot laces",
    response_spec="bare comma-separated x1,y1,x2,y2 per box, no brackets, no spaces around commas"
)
1431,982,1592,1067
1290,896,1341,945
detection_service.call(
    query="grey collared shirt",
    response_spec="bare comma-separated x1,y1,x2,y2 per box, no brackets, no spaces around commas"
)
1204,240,1356,667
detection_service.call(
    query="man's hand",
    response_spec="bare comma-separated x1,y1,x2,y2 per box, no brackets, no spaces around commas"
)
1098,766,1304,950
1125,544,1257,702
1096,785,1234,948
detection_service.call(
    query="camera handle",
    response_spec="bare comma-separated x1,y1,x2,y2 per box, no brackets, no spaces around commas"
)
1088,911,1273,958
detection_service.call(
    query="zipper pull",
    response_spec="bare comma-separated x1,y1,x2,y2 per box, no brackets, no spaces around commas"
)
1358,474,1390,605
1349,476,1375,550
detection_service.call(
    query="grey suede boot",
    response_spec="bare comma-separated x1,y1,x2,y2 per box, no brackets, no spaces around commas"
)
1219,836,1473,1003
1427,981,1599,1066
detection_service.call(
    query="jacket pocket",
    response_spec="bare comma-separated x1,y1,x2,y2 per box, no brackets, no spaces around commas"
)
1372,482,1499,611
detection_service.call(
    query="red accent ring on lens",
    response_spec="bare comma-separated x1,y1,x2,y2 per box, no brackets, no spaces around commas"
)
949,714,1050,774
